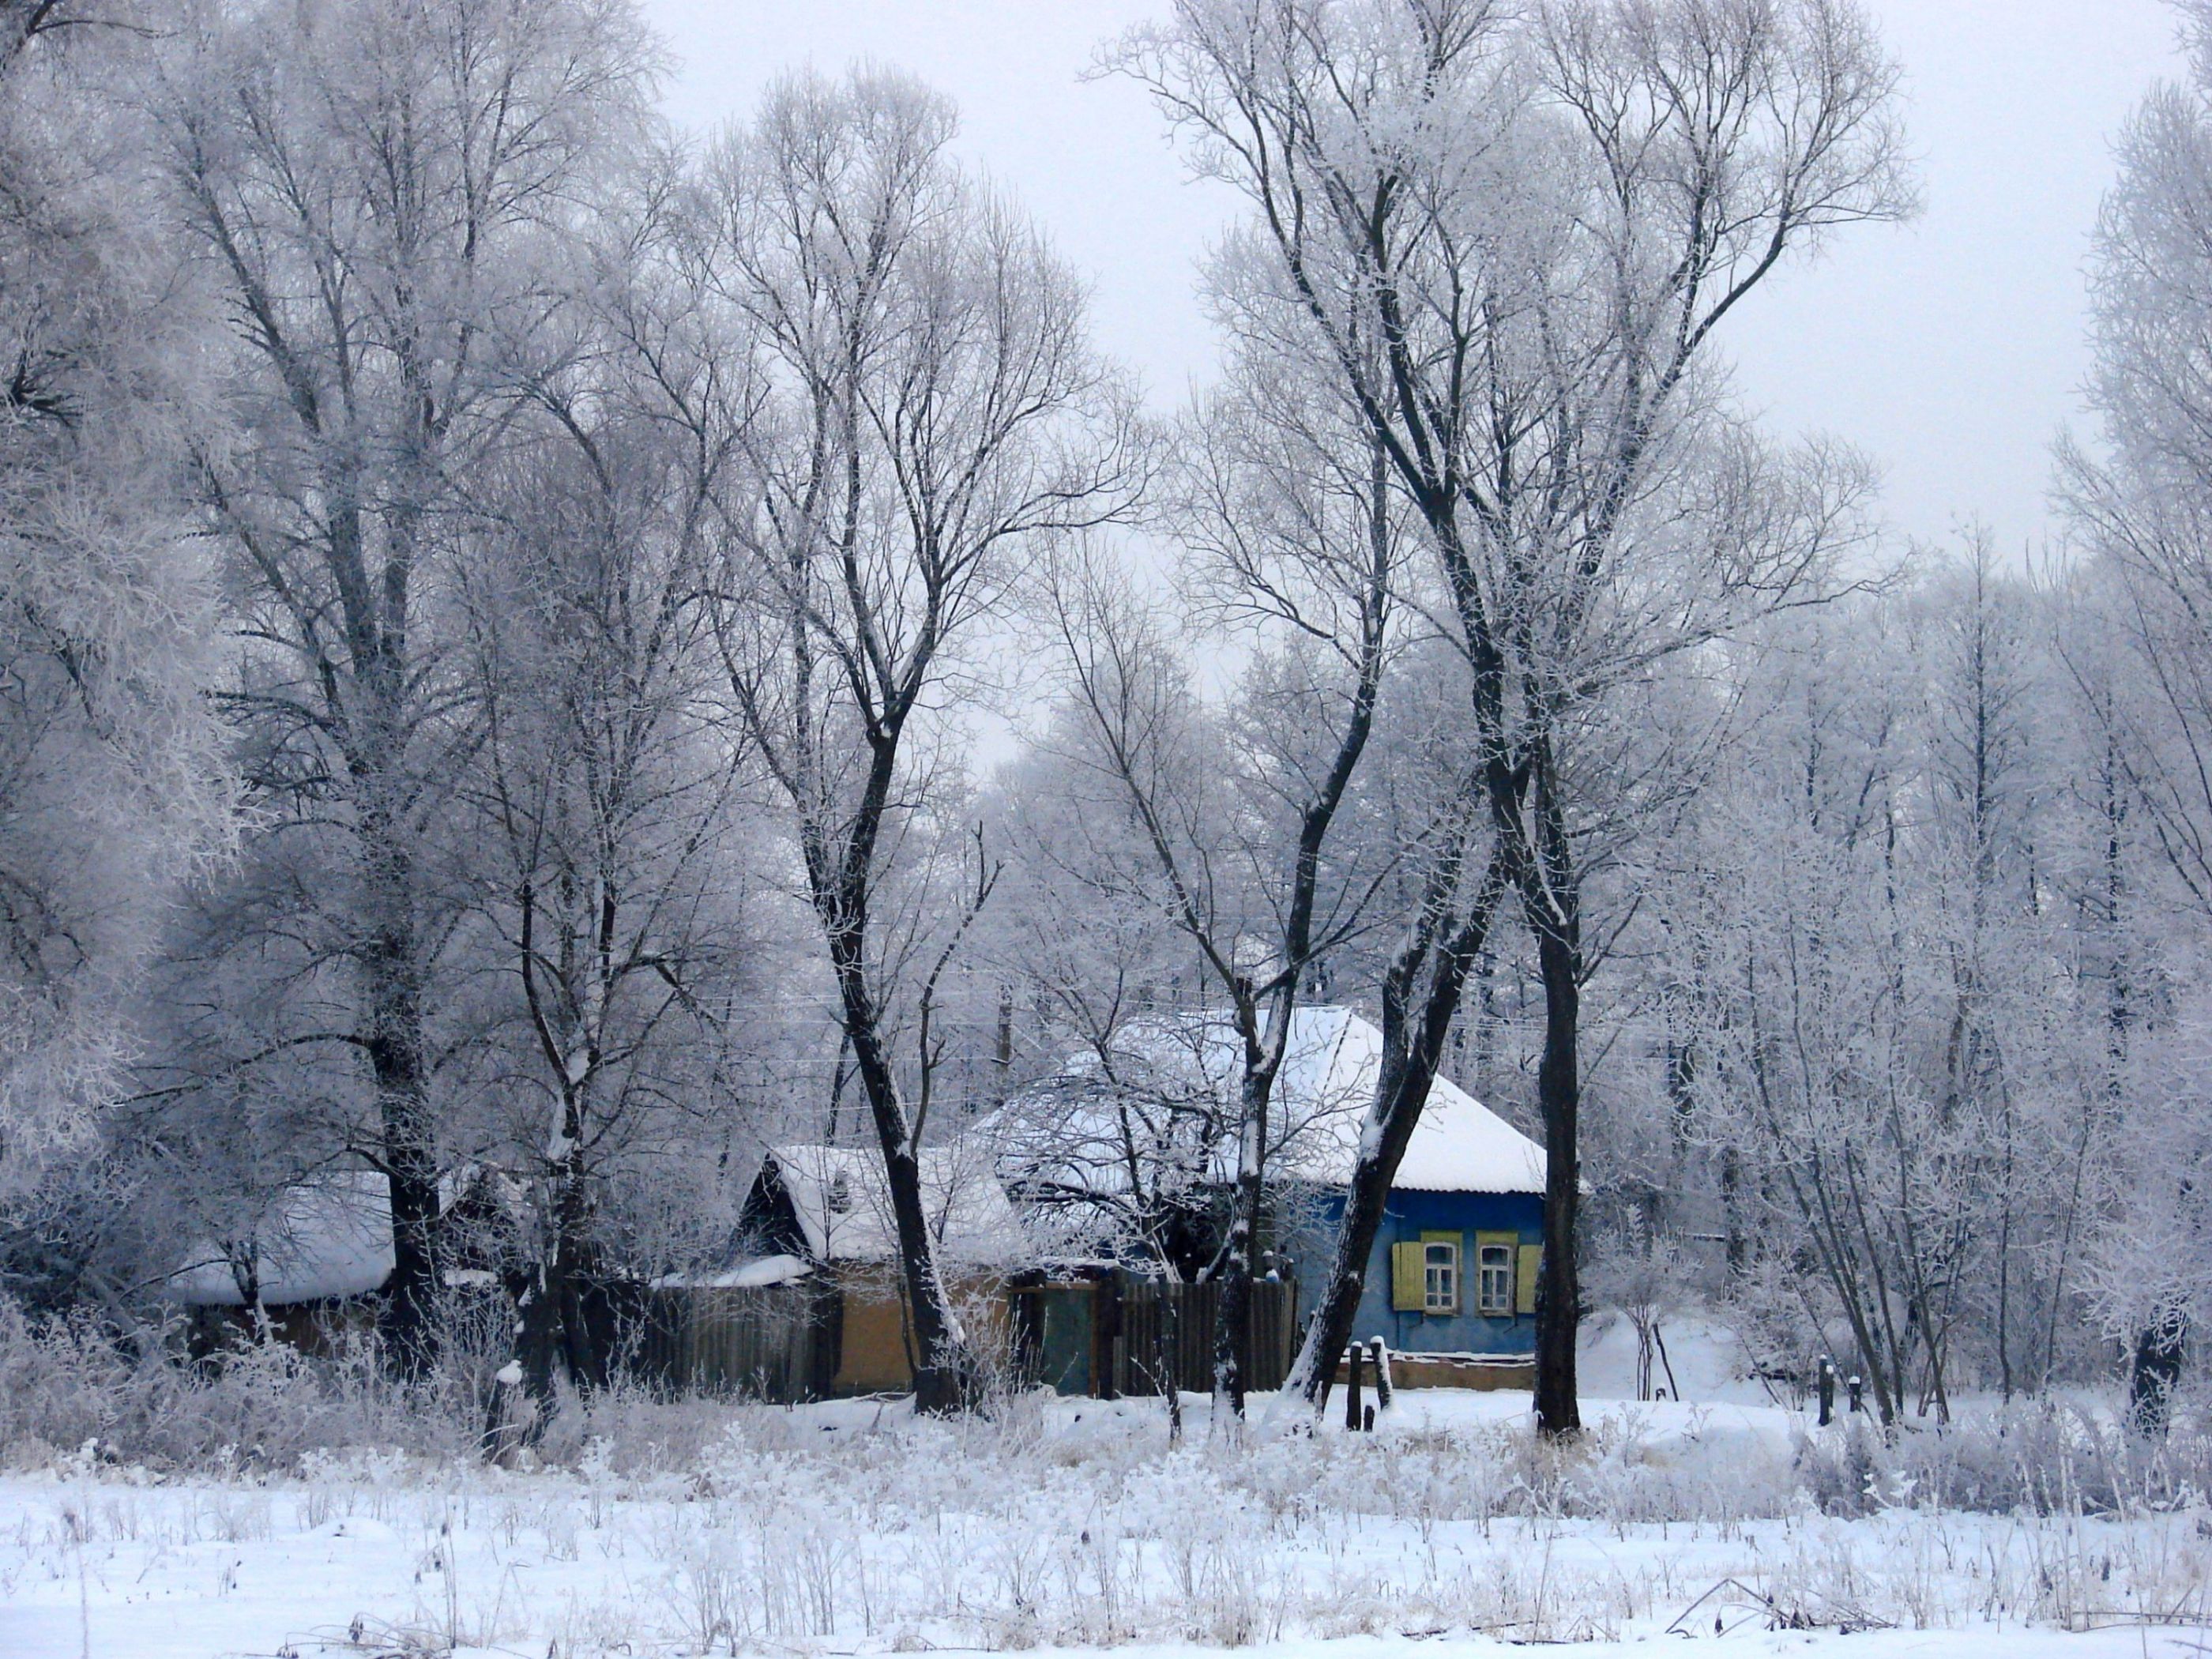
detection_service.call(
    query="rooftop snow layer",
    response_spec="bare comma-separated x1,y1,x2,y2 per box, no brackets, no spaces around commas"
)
1004,1006,1545,1197
169,1171,394,1307
766,1143,1026,1267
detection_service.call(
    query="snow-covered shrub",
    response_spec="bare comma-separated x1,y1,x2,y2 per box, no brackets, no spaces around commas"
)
0,1296,476,1470
1792,1416,1895,1516
1887,1398,2212,1516
1786,1396,2212,1521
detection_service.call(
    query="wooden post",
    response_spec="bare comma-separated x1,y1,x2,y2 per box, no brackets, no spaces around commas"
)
1007,1278,1041,1392
1095,1271,1123,1401
1847,1373,1864,1415
1161,1284,1182,1443
1368,1337,1393,1412
1345,1341,1365,1431
1817,1355,1835,1426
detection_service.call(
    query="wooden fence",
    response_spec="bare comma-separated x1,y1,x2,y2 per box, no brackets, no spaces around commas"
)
645,1271,1299,1403
1007,1274,1298,1398
641,1281,833,1401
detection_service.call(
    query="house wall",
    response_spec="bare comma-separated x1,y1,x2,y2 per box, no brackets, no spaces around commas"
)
831,1266,916,1394
1299,1188,1544,1358
826,1266,1016,1396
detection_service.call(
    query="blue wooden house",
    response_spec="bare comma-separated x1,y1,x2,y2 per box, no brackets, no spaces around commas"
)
999,1006,1548,1364
1273,1009,1547,1360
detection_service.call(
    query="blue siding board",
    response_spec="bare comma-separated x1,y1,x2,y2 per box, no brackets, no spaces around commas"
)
1296,1189,1542,1357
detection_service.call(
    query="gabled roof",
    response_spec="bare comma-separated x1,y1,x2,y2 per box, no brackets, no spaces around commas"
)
758,1143,1027,1268
1295,1008,1547,1194
1003,1006,1545,1198
653,1253,811,1291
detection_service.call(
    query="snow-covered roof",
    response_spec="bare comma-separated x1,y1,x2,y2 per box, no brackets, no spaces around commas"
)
169,1171,395,1307
168,1164,526,1308
1296,1009,1547,1194
1004,1006,1545,1198
762,1143,1027,1267
653,1253,813,1291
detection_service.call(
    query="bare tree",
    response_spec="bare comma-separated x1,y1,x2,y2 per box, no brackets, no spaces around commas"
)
1115,0,1909,1433
698,69,1141,1412
150,0,652,1367
1042,340,1413,1416
1920,535,2048,1403
2056,0,2212,1425
458,300,755,1410
0,0,235,1205
1702,604,1970,1427
1616,545,2151,1422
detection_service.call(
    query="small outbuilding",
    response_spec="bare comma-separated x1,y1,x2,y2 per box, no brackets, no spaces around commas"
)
705,1142,1023,1394
167,1167,521,1354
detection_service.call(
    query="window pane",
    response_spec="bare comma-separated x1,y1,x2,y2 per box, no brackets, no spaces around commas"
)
1477,1243,1512,1313
1420,1240,1458,1311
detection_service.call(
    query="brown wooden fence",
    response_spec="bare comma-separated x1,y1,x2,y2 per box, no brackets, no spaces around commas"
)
1007,1274,1298,1398
645,1271,1298,1402
641,1281,833,1401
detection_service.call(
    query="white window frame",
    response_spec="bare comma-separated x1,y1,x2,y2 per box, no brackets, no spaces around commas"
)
1422,1240,1459,1313
1476,1243,1514,1315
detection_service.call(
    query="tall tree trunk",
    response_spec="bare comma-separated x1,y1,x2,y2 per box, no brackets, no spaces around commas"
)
343,476,440,1378
1211,1221,1253,1418
2131,1299,2186,1436
498,1183,585,1461
1996,1140,2016,1402
555,1170,604,1392
1208,437,1394,1420
364,816,441,1377
1518,741,1585,1440
1288,846,1505,1409
1720,1143,1746,1277
517,1146,603,1413
1530,908,1583,1438
833,931,981,1415
1209,1059,1269,1417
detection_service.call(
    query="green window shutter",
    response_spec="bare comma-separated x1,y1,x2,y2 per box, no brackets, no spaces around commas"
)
1516,1244,1542,1315
1390,1241,1424,1311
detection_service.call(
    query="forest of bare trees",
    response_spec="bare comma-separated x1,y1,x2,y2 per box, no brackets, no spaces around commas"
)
6,0,2212,1449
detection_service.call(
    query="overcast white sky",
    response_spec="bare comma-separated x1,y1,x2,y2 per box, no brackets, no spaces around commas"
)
638,0,2190,560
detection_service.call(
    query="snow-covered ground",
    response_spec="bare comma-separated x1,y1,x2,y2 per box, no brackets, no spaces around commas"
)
6,1377,2208,1659
1572,1307,1773,1407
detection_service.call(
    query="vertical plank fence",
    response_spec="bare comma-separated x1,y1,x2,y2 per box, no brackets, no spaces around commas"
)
646,1270,1296,1402
1009,1274,1297,1397
642,1281,833,1401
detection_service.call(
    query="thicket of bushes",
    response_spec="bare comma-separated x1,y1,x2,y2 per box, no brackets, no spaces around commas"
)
7,1296,2211,1525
